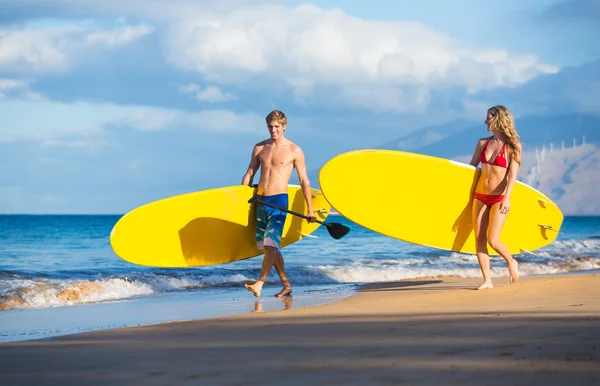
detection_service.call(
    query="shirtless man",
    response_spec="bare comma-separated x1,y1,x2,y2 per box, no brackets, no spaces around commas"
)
242,110,315,298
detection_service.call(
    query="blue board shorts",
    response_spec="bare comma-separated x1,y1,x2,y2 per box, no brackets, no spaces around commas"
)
255,193,288,251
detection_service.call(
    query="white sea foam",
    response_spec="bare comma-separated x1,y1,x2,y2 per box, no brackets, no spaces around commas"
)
0,273,255,311
2,238,599,311
550,239,600,252
306,256,600,284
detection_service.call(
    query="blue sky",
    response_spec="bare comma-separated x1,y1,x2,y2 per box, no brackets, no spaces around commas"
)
1,0,598,213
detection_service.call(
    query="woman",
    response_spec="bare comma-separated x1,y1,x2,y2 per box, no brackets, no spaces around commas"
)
469,105,522,290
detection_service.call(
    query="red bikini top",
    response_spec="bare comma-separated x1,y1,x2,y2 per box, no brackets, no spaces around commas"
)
480,137,508,168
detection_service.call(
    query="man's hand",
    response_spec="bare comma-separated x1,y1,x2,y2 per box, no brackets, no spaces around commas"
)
307,210,316,223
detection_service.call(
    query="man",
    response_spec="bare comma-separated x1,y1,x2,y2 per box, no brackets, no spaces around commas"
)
242,110,315,298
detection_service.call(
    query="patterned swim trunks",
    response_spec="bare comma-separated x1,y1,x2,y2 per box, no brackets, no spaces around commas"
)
255,193,288,251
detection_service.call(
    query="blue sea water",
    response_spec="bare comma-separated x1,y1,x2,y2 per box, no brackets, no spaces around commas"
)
1,214,599,342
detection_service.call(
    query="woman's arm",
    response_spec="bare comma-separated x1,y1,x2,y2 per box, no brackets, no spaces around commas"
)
499,142,522,214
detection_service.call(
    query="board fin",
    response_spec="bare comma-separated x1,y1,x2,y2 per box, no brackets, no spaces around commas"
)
520,248,538,256
538,224,564,234
537,197,557,207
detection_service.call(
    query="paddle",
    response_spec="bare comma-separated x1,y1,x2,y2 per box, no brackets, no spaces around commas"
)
248,196,350,240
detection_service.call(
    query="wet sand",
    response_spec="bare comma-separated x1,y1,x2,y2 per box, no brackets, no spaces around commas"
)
1,273,599,385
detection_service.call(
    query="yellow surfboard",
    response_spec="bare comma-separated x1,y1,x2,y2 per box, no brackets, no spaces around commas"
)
319,150,564,255
110,185,330,267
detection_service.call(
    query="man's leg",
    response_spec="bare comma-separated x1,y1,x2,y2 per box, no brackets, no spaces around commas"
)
269,199,291,297
245,246,278,297
245,194,289,298
273,250,292,297
245,200,269,297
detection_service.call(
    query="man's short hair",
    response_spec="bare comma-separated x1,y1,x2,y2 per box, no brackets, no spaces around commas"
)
266,110,287,126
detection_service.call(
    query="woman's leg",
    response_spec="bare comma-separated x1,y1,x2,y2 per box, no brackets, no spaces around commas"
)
473,198,493,289
487,203,519,284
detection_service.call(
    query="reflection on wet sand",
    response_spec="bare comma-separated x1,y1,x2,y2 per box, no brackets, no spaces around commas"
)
253,301,264,313
253,296,293,313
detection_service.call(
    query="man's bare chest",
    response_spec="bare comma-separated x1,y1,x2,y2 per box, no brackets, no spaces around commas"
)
259,147,294,167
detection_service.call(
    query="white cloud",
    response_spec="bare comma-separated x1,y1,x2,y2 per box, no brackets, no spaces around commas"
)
338,84,431,114
84,25,153,47
0,24,153,74
0,78,45,100
0,28,68,73
0,1,563,115
123,108,179,131
0,99,264,143
179,83,237,102
119,106,257,132
40,139,103,148
163,4,558,112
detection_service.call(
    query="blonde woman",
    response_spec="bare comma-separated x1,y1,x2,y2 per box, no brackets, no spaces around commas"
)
469,105,522,289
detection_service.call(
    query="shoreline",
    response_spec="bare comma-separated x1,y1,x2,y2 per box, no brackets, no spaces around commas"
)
1,271,598,385
2,269,600,343
0,283,357,343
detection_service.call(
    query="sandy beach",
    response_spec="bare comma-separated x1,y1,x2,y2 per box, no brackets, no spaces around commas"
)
1,272,598,385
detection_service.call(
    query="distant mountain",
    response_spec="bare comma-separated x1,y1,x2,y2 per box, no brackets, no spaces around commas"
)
378,113,600,160
524,144,600,215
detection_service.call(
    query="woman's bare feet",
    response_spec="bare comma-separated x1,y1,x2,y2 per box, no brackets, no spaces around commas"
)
274,286,292,298
476,281,494,290
508,259,519,284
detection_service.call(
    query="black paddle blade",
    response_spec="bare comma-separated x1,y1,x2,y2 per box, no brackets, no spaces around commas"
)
325,222,351,240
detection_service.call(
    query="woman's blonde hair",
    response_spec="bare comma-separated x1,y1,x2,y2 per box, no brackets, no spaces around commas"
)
488,105,521,163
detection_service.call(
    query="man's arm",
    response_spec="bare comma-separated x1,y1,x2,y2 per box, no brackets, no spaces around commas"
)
241,145,261,186
293,147,315,221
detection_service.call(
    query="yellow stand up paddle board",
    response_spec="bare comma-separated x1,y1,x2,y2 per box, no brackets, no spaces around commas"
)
319,150,564,255
110,185,330,267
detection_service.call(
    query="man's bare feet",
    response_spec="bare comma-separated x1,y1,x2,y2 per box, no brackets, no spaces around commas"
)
508,259,519,284
476,281,494,290
244,283,261,298
274,287,292,298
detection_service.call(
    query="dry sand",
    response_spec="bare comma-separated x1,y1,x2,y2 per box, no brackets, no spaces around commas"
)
1,273,599,385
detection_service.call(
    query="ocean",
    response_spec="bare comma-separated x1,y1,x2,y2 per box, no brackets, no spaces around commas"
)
1,214,599,342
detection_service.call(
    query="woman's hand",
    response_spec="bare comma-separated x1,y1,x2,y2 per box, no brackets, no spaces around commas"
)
499,197,511,215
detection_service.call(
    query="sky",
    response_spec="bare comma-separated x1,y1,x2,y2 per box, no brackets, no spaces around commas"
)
1,0,599,213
